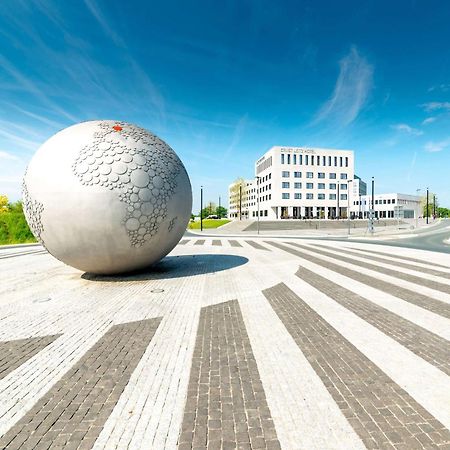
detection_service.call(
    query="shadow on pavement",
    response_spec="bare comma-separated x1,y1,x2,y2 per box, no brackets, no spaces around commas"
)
81,254,249,282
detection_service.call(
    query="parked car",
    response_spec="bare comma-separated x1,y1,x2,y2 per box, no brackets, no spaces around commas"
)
206,214,219,219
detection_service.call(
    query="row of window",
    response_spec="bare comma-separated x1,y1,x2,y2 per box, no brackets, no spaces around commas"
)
354,198,397,205
282,193,348,200
256,157,273,175
281,182,349,190
281,153,349,168
281,171,348,180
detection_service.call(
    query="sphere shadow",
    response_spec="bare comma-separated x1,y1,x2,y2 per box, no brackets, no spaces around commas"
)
81,254,249,282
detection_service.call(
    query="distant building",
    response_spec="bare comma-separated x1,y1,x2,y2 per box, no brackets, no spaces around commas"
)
350,193,421,219
227,179,256,219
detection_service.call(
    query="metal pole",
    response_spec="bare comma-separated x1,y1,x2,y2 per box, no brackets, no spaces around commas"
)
433,195,436,219
256,176,260,235
200,186,203,232
218,196,221,218
239,185,242,221
337,184,340,219
416,188,421,228
426,187,429,224
369,176,375,234
347,179,352,235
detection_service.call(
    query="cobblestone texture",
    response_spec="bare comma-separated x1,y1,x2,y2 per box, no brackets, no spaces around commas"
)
0,318,161,450
263,282,450,450
268,241,450,320
0,335,60,381
295,265,450,376
244,241,270,251
314,245,450,279
178,300,280,450
228,240,243,248
295,243,450,294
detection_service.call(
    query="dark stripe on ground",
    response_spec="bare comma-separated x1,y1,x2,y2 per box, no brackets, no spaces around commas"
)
266,241,450,320
295,265,450,376
0,250,48,260
349,247,450,270
194,240,205,246
212,240,222,246
0,334,60,381
291,243,450,295
263,282,450,449
244,241,270,251
178,239,189,245
178,300,280,450
0,318,162,450
228,240,242,248
313,244,450,279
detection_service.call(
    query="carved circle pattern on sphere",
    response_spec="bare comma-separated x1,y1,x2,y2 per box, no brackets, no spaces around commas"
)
22,120,192,274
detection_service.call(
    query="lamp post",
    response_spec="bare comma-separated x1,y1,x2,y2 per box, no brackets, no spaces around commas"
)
369,176,375,234
218,196,221,219
433,194,436,219
256,176,260,235
347,179,353,235
426,187,429,224
200,185,203,232
337,183,340,219
416,188,421,228
239,185,242,221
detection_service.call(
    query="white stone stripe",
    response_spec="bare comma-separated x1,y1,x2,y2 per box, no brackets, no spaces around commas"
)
282,241,450,305
281,273,450,431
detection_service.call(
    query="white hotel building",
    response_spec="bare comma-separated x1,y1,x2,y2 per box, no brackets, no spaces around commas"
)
247,146,359,220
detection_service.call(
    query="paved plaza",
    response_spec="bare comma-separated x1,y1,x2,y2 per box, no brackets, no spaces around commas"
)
1,237,450,449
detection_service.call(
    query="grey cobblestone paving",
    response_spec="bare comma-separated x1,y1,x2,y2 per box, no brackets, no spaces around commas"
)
194,240,206,246
314,245,450,279
178,300,280,450
294,243,450,294
263,282,450,450
244,241,270,251
0,335,60,381
0,318,161,450
212,240,222,247
267,241,450,320
228,240,242,248
295,265,450,376
349,248,450,270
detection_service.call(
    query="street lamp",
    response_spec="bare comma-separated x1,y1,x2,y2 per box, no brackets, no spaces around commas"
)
200,185,203,232
256,176,260,235
426,187,429,224
416,188,421,228
347,179,353,235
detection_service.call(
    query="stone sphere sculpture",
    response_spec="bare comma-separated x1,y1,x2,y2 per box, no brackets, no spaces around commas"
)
22,120,192,274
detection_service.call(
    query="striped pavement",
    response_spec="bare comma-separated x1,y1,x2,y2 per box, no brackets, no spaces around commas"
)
0,237,450,449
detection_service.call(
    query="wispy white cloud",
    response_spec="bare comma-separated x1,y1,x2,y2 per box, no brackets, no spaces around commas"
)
222,115,248,162
424,138,450,152
390,123,423,136
406,151,418,181
312,46,373,126
421,102,450,112
428,84,450,93
422,117,436,125
0,150,19,161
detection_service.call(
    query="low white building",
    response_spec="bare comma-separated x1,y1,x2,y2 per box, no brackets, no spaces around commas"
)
227,179,256,219
350,193,421,219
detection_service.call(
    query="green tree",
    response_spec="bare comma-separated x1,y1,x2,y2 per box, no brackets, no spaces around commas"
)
420,192,438,217
437,207,450,218
200,202,217,218
216,206,227,218
0,195,9,213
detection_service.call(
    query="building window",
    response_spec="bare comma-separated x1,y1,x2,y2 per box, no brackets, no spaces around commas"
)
329,183,336,189
329,173,336,179
282,193,290,199
340,194,347,200
294,193,301,199
316,155,320,165
345,157,349,167
375,200,379,204
340,173,347,179
306,172,313,178
281,154,285,164
334,156,337,166
265,210,268,216
293,154,297,165
329,194,336,200
282,182,290,188
383,199,387,204
392,199,395,204
387,199,391,204
287,154,291,164
294,182,302,189
318,183,325,189
328,156,332,166
318,193,325,200
282,171,290,177
306,183,313,189
340,184,347,190
318,172,325,178
294,171,301,178
339,157,343,167
305,155,309,165
322,156,326,166
306,193,313,199
269,173,272,179
299,155,303,165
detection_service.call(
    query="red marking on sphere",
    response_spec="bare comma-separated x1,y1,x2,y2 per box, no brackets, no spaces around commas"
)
113,125,122,131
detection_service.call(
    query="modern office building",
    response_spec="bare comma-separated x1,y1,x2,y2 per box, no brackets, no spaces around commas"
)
248,146,359,219
350,193,421,219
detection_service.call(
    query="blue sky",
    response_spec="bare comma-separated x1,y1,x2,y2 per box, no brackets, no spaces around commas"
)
1,0,450,211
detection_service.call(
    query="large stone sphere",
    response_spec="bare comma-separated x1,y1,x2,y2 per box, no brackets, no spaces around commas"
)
22,120,192,274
